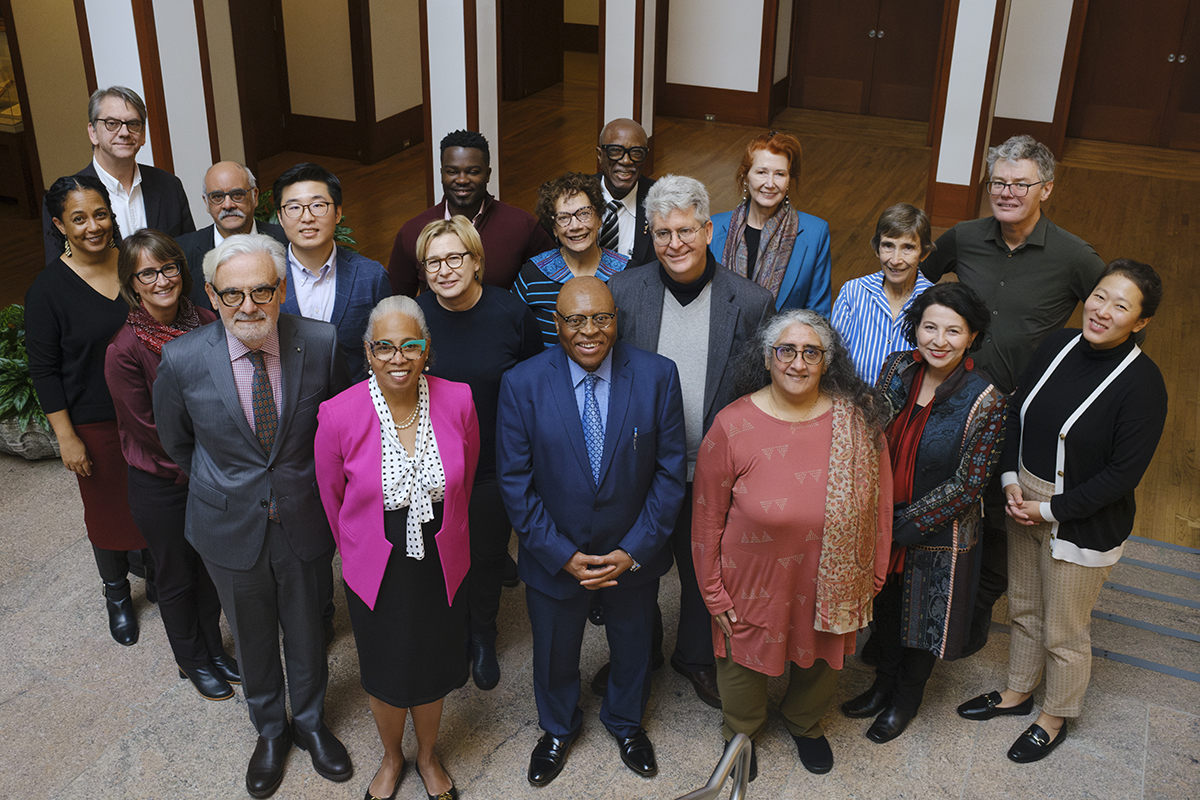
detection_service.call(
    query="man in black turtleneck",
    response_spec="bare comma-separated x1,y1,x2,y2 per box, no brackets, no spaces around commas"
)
601,175,774,709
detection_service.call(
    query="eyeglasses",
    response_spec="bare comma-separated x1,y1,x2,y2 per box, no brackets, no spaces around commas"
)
600,144,648,163
423,252,472,272
205,189,251,205
368,339,427,361
93,117,145,134
773,345,825,365
212,280,281,308
556,311,615,330
984,180,1044,197
652,226,702,246
280,201,333,219
134,261,182,285
553,206,596,228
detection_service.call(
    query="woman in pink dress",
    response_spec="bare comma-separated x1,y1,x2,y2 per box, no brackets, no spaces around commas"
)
693,309,892,779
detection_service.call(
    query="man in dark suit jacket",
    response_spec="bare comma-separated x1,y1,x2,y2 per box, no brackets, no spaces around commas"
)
605,174,774,709
175,161,289,310
497,277,686,787
42,86,194,263
595,118,656,267
154,234,352,798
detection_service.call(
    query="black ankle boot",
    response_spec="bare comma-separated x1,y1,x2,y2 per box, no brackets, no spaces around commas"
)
103,580,139,645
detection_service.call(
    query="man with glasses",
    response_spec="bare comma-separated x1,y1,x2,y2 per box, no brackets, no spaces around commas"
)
497,276,686,786
177,161,289,310
154,234,352,798
41,86,194,262
920,134,1105,657
602,174,774,709
594,118,657,266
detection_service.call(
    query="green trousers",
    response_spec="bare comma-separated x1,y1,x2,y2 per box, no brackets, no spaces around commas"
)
715,640,839,741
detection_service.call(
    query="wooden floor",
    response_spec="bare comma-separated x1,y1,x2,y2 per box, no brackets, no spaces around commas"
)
2,54,1196,548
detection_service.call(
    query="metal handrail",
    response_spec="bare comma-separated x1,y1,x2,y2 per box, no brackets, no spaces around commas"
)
673,733,753,800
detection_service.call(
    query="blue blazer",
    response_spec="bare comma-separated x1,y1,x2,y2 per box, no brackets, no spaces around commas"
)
496,341,687,600
281,245,391,383
710,208,833,316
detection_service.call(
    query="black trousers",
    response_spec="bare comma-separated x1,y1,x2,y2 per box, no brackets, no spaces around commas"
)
872,578,938,716
967,472,1009,652
466,478,513,643
661,482,715,671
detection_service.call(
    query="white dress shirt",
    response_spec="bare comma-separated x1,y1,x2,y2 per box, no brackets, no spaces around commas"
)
287,244,338,322
92,158,146,239
600,184,638,258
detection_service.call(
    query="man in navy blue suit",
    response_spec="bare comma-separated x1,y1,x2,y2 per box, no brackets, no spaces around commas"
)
497,276,686,787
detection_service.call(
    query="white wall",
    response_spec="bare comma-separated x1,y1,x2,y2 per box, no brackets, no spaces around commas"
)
604,0,637,123
565,0,599,26
282,0,356,120
641,0,656,136
371,0,422,121
201,0,244,165
666,0,763,92
476,0,500,183
774,0,793,83
936,0,1001,185
993,0,1073,123
82,0,156,165
154,0,212,225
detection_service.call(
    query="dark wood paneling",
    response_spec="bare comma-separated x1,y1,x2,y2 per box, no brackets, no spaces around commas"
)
790,0,877,113
130,0,173,173
597,0,606,133
1162,1,1200,150
191,0,220,163
72,0,97,94
632,0,644,125
770,76,789,122
563,22,598,53
363,105,424,165
417,0,434,205
500,0,562,101
870,0,943,121
1047,0,1090,157
348,0,375,153
927,181,970,228
0,0,42,213
464,0,479,131
658,83,767,127
229,0,288,174
283,114,360,161
989,117,1054,150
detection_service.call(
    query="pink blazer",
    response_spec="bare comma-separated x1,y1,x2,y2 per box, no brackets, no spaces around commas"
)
314,376,480,610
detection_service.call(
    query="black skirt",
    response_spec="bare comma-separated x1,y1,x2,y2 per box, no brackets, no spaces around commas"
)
345,502,469,708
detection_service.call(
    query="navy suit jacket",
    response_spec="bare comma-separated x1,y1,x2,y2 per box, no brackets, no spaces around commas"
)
596,173,656,267
496,341,687,600
42,161,196,263
280,245,391,383
177,221,290,310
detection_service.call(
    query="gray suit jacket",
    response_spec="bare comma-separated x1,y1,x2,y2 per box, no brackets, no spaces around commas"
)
608,257,774,436
153,314,350,570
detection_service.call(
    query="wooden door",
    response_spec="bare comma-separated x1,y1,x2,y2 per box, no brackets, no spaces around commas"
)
500,0,564,101
790,0,879,114
868,0,944,121
229,0,289,174
1162,2,1200,149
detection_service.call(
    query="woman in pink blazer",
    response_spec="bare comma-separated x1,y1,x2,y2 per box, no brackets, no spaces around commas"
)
315,295,479,800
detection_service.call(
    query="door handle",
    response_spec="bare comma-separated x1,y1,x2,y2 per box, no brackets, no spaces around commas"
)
868,29,876,38
1169,54,1177,62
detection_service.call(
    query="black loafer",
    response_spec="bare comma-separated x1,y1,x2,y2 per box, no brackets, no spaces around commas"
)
178,664,234,700
793,733,833,774
246,728,291,798
957,691,1034,721
292,723,352,782
614,727,657,777
528,731,578,787
841,684,890,718
364,760,404,800
671,656,722,709
866,706,914,743
1007,722,1067,763
211,652,242,685
415,763,458,800
470,636,500,691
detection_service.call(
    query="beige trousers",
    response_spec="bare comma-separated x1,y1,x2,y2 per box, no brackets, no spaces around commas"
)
715,638,839,741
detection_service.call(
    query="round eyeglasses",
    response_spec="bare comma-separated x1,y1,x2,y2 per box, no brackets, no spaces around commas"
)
280,201,333,219
423,252,471,272
134,261,182,285
369,339,427,361
773,345,825,365
212,280,281,308
553,206,596,228
651,226,702,246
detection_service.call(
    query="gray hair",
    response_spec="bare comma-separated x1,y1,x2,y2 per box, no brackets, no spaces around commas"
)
364,295,431,343
201,162,257,195
643,174,711,227
202,233,287,284
757,309,837,369
987,134,1055,183
88,86,147,124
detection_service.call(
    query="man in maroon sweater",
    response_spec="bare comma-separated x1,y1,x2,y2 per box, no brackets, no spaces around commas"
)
387,130,555,296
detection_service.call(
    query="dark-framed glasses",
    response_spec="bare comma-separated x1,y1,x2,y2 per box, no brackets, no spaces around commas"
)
600,144,648,163
213,280,281,308
369,339,427,361
205,189,251,205
94,117,144,134
553,206,596,228
423,252,471,272
280,200,333,219
556,311,615,330
652,226,702,246
134,261,182,285
774,345,825,365
984,180,1044,197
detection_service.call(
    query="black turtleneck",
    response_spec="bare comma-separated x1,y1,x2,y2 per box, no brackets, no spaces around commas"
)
658,249,717,306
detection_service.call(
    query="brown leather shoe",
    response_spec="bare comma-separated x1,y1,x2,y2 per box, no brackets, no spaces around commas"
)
671,656,721,709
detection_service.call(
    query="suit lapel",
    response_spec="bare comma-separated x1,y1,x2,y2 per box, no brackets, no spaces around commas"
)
205,325,260,452
704,271,739,421
328,248,352,331
548,348,596,485
280,262,301,316
636,268,665,350
271,317,306,460
598,344,632,486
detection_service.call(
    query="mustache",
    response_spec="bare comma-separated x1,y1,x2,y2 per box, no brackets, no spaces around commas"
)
233,310,267,322
218,209,246,221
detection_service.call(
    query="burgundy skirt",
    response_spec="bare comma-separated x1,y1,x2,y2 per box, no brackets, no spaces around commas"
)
73,421,145,551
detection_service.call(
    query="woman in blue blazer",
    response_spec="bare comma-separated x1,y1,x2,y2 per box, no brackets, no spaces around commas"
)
709,131,832,316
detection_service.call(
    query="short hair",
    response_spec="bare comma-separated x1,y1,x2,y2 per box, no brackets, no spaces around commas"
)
203,233,287,285
643,174,711,227
534,172,605,232
88,86,147,124
364,295,431,343
202,162,257,195
415,217,486,282
272,162,342,209
598,118,648,145
1100,258,1163,319
45,175,121,250
987,134,1055,183
117,229,193,310
902,282,990,352
871,203,935,255
733,131,802,194
440,129,491,166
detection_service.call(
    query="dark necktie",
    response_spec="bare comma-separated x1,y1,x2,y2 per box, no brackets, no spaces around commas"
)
582,373,603,484
248,350,280,521
599,199,622,252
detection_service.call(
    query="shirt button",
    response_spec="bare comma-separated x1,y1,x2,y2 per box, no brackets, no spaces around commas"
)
993,310,998,315
1000,281,1005,286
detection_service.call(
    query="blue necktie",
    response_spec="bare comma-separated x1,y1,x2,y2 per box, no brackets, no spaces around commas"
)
583,373,603,484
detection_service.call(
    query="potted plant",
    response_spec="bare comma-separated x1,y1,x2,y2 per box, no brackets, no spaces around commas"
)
0,303,59,459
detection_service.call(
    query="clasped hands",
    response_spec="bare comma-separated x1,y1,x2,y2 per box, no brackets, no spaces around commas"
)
564,549,634,589
1004,484,1045,525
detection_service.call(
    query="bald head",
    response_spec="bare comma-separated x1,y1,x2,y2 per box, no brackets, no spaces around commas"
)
555,277,618,371
202,161,259,237
597,118,649,198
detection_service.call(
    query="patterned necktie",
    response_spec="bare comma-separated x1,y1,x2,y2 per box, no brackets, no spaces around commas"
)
248,350,280,521
598,199,622,252
582,373,604,484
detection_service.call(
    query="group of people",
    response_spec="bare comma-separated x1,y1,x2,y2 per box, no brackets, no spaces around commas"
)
24,84,1168,799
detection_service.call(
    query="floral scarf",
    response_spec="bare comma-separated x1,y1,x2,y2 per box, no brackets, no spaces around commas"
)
720,199,800,299
128,296,203,355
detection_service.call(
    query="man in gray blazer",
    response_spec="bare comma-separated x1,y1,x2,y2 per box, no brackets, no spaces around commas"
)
154,234,352,798
604,175,774,708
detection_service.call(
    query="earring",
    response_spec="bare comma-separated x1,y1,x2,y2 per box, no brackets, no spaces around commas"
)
63,240,72,257
742,183,749,200
109,237,118,249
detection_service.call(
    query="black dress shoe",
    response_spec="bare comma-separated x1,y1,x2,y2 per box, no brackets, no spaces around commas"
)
842,684,890,718
470,635,500,690
614,727,657,777
528,731,578,786
793,733,833,774
671,656,721,709
102,580,138,646
501,553,520,588
246,728,291,798
866,706,914,743
292,723,353,782
211,652,242,684
177,664,234,700
415,763,459,800
1007,722,1067,763
957,691,1035,721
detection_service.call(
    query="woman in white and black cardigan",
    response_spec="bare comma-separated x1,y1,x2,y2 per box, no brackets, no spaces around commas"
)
956,259,1168,764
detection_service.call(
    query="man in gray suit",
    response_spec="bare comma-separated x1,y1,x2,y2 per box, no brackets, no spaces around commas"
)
154,234,352,798
603,175,774,708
